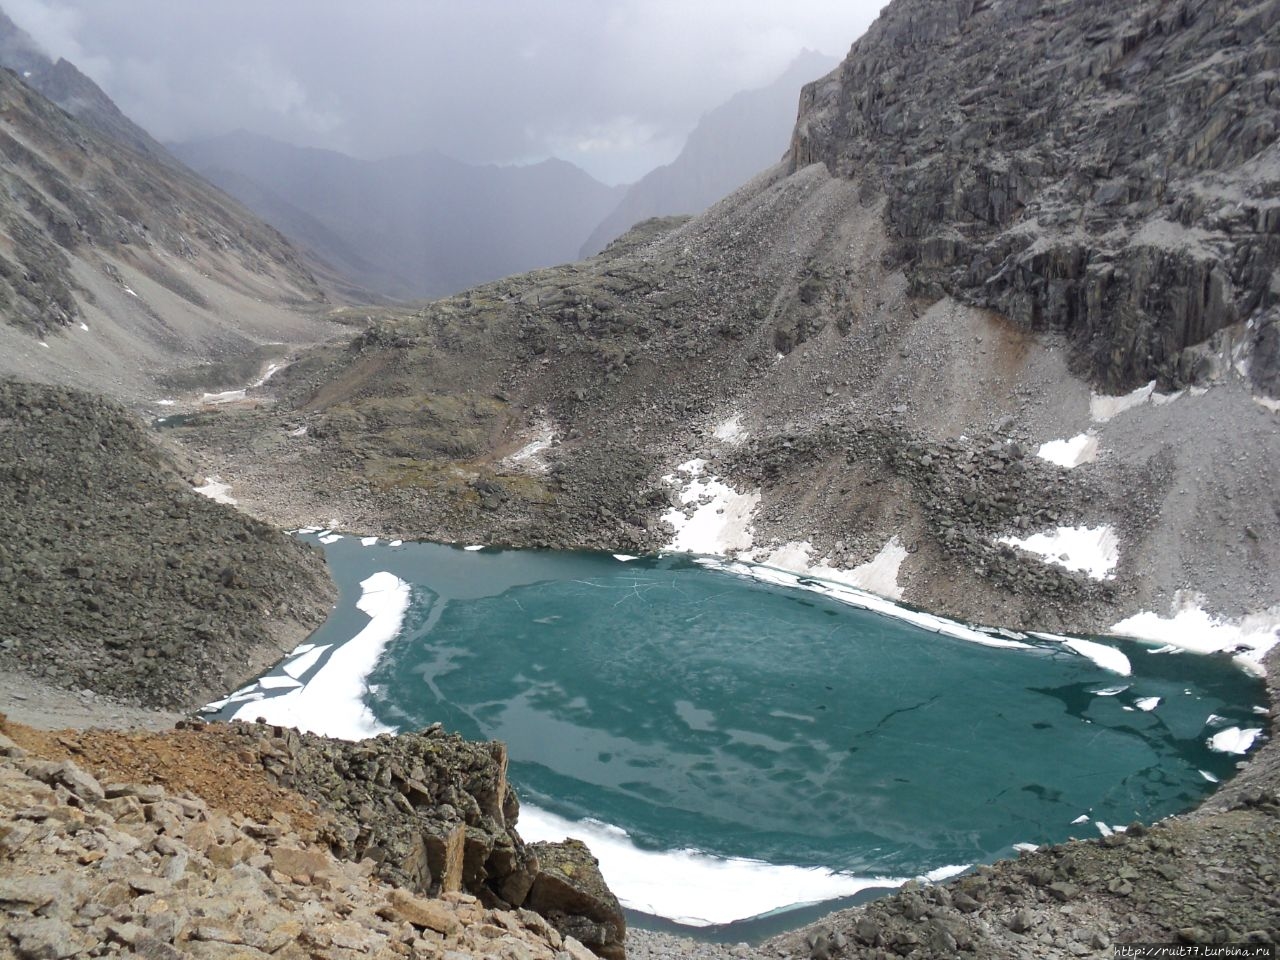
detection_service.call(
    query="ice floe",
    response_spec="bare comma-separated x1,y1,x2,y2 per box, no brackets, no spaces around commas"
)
1030,632,1132,676
997,525,1119,580
230,572,411,739
1036,432,1098,468
1208,726,1262,755
1111,592,1280,675
361,537,379,547
1134,696,1161,712
517,804,967,927
282,644,330,679
319,533,343,545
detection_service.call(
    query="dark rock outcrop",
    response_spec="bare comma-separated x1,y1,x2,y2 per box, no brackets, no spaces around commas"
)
791,0,1280,393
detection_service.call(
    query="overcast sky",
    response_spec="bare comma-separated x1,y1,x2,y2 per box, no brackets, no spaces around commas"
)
3,0,881,183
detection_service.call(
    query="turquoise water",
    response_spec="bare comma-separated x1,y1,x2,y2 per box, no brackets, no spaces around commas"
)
215,536,1265,929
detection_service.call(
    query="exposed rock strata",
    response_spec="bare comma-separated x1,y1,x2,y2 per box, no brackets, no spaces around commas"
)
791,0,1280,393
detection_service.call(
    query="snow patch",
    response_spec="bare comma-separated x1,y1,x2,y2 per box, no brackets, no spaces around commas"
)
745,537,909,602
79,322,89,332
230,572,411,739
712,414,746,445
662,459,760,555
288,425,308,437
1090,381,1155,421
997,525,1119,580
193,477,236,506
1036,432,1098,468
201,389,247,405
38,341,48,349
1111,592,1280,676
1255,395,1280,413
517,804,966,927
123,286,137,297
504,424,557,473
154,399,176,407
252,362,285,387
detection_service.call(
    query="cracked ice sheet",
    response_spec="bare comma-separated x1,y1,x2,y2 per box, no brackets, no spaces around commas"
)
1111,592,1280,676
518,803,967,927
232,573,410,739
997,525,1119,580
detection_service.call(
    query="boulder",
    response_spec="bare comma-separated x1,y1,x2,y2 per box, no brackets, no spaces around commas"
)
525,840,625,960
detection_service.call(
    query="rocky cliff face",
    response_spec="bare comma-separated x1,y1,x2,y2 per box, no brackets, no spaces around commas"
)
790,0,1280,394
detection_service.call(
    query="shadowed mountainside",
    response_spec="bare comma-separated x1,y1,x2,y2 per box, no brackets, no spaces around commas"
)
173,131,626,301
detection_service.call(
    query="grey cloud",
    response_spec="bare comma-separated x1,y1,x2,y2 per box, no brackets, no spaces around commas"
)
4,0,882,183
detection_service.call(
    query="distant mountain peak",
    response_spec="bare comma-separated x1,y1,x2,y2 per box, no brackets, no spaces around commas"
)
580,49,838,256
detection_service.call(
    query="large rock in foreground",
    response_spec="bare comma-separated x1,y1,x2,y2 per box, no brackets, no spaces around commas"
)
527,840,627,960
224,721,625,959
